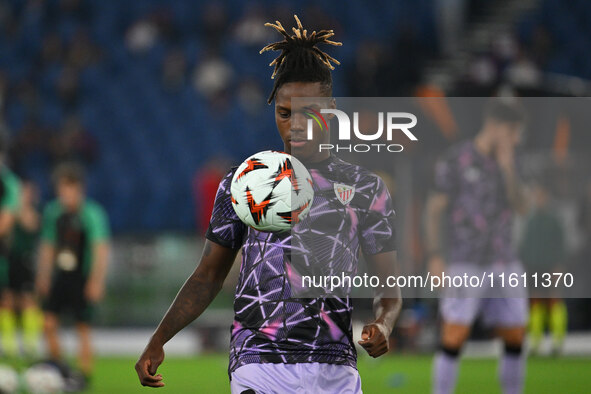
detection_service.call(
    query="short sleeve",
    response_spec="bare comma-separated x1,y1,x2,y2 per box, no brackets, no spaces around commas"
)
86,203,110,243
1,173,20,213
433,151,457,195
40,202,60,245
205,169,247,250
359,176,396,255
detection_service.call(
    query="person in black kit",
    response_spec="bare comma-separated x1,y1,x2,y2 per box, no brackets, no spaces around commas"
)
35,163,110,379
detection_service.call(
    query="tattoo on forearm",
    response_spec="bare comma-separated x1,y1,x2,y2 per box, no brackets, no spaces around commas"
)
203,242,212,257
156,272,221,344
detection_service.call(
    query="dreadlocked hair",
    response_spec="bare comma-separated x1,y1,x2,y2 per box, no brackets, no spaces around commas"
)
260,15,342,104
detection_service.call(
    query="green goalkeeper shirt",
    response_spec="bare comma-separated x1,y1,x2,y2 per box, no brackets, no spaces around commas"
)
41,199,110,278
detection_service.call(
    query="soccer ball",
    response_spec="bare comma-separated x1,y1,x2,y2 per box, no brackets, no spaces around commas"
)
0,364,19,393
23,364,65,394
231,150,314,232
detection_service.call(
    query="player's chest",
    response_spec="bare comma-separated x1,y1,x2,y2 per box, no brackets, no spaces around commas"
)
302,176,367,233
458,162,505,201
56,215,87,245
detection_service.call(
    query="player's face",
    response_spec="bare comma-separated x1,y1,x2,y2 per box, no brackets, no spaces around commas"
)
275,81,334,162
57,180,84,212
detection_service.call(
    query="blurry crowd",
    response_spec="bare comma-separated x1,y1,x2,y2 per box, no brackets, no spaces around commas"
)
458,0,591,94
462,30,544,90
0,0,100,187
1,0,590,232
0,0,441,231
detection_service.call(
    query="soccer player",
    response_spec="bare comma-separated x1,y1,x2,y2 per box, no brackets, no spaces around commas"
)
136,16,401,393
6,180,43,358
0,140,21,358
519,182,566,355
35,163,110,379
427,99,528,394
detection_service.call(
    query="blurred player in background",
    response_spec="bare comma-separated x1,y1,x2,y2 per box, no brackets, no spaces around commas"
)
0,135,21,359
136,16,401,393
426,99,528,394
519,181,566,355
5,180,43,359
35,163,110,380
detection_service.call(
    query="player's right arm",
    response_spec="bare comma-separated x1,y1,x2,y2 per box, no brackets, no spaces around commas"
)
135,240,238,387
136,169,244,387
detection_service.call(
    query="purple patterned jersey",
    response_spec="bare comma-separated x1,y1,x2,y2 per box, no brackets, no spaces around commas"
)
434,141,516,265
205,154,395,375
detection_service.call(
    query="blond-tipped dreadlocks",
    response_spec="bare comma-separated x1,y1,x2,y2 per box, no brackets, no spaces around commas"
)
260,15,342,104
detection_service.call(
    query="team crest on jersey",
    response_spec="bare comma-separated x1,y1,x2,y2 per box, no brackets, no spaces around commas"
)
334,183,355,205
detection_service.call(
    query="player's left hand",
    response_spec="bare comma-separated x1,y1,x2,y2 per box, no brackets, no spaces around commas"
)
358,322,390,358
85,280,105,303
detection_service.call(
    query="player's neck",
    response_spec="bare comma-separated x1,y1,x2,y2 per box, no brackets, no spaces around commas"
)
63,200,84,213
302,151,331,165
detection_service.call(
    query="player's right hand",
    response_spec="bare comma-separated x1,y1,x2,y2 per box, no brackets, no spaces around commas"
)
135,343,165,387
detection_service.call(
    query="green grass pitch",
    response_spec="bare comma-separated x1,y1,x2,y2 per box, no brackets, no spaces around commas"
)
87,354,591,393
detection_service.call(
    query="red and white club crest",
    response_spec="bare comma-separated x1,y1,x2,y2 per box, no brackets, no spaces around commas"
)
334,183,355,205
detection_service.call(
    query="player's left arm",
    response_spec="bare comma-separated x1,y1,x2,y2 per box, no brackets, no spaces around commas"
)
86,241,110,302
500,165,527,215
357,175,401,357
358,250,402,358
85,205,111,303
497,139,527,215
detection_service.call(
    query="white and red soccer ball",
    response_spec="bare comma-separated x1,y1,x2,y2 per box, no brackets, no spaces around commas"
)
0,365,19,393
231,151,314,232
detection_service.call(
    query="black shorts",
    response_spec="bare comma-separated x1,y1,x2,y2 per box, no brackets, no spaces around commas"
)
43,276,95,323
8,255,35,293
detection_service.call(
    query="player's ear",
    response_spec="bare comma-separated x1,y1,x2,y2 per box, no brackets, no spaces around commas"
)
324,97,337,121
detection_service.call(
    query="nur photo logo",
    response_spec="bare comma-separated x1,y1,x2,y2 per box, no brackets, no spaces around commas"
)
304,107,418,153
